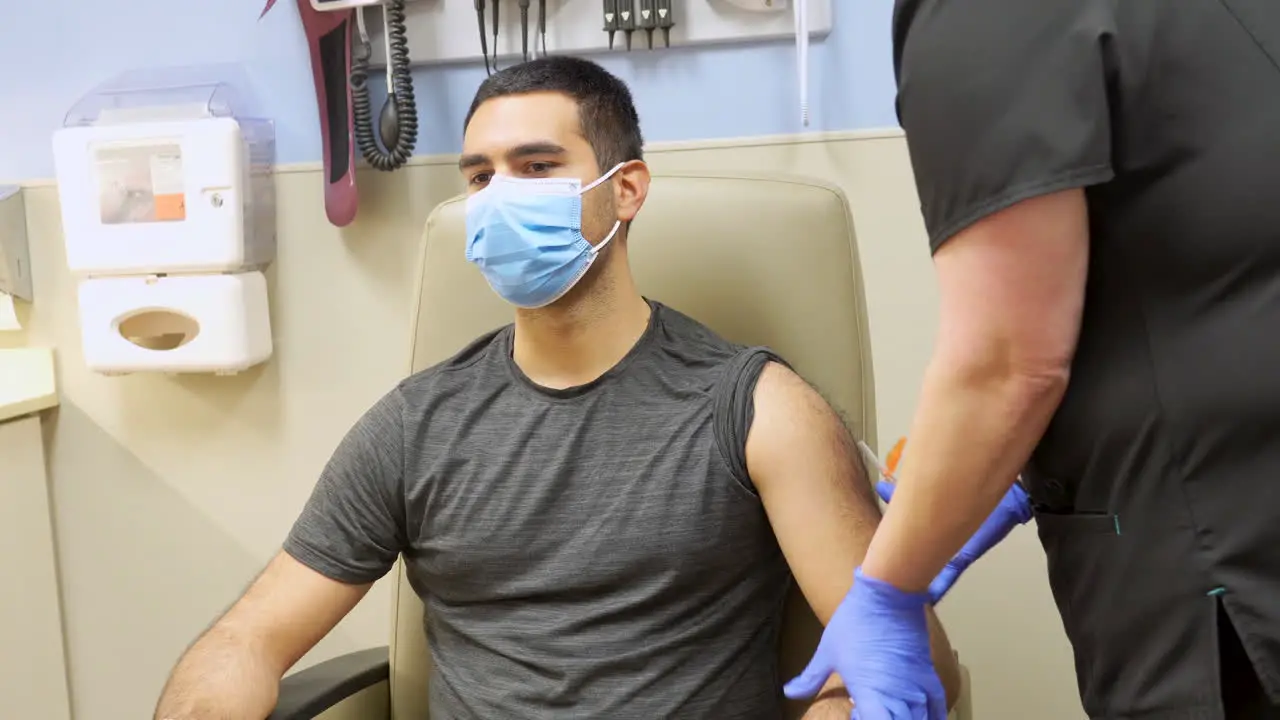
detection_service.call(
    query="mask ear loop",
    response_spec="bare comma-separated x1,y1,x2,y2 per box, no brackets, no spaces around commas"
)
593,221,622,253
579,162,628,195
577,163,628,250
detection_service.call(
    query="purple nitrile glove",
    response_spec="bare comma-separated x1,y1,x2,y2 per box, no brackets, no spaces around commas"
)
784,568,947,720
876,479,1033,605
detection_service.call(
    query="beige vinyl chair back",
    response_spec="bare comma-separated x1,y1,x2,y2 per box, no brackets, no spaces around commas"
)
394,173,913,719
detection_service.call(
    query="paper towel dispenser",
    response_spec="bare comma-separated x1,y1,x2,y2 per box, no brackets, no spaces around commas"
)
0,186,33,303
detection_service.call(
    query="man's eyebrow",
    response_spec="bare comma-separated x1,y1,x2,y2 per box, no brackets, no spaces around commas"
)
458,153,488,171
507,141,567,160
457,142,566,172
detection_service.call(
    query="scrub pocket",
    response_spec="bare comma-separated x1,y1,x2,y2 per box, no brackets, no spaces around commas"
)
1035,511,1121,708
1035,510,1221,717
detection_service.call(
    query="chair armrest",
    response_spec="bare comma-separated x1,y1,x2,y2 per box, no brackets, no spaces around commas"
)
267,647,390,720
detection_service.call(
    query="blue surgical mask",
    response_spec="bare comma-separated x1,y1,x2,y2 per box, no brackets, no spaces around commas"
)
465,163,624,308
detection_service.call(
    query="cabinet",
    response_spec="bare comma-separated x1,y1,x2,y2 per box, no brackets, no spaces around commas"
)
0,348,69,720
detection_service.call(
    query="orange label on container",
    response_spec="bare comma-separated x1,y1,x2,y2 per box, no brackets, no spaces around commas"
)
154,193,186,222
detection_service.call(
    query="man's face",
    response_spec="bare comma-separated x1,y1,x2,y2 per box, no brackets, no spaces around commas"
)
460,91,618,247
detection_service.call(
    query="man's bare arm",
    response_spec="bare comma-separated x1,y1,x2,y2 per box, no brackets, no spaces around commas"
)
154,551,371,720
746,363,962,708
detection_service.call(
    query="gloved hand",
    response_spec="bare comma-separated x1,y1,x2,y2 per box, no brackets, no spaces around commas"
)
784,568,946,720
876,479,1032,604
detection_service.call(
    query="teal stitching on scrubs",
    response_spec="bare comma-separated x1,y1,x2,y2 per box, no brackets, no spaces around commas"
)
1114,515,1122,535
1208,586,1227,596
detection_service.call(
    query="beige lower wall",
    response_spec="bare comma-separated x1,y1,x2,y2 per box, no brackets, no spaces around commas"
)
12,130,1082,719
0,414,72,720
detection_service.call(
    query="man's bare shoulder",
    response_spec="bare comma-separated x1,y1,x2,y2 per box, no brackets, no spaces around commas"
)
748,363,861,469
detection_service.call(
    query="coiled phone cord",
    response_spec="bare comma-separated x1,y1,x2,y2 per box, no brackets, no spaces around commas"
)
350,0,418,172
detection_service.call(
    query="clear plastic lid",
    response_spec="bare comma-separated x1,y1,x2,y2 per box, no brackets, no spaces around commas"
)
64,63,266,127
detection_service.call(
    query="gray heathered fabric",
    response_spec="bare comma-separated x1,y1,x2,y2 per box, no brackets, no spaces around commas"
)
284,301,793,718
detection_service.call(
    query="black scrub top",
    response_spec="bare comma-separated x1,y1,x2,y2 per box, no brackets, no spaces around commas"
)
893,1,1280,718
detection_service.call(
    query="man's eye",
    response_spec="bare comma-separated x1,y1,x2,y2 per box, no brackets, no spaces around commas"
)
527,162,556,174
469,172,492,186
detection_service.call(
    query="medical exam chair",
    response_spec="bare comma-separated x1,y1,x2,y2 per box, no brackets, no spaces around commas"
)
268,173,974,720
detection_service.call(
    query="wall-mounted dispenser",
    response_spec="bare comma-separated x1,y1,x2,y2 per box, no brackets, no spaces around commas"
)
0,186,33,305
0,186,32,335
51,65,276,376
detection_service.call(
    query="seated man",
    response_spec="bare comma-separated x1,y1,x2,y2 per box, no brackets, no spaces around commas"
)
153,57,962,720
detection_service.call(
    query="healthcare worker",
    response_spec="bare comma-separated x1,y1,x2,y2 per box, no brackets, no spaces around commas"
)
784,0,1280,718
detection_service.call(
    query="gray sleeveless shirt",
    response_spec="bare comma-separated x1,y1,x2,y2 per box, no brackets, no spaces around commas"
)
284,301,794,718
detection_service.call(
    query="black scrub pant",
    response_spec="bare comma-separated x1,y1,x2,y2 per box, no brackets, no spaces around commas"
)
1222,608,1280,718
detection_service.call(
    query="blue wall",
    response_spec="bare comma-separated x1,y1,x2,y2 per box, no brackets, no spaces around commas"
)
0,0,897,181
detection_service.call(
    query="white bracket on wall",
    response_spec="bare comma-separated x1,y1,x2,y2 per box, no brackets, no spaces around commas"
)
0,186,32,303
367,0,832,68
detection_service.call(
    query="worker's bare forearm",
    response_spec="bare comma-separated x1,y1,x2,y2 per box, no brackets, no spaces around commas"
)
154,625,281,720
861,359,1066,593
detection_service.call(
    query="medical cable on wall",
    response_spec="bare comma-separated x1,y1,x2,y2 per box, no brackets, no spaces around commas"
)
351,1,419,170
261,0,421,227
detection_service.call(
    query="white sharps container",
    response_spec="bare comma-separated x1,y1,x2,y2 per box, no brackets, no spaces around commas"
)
52,65,276,375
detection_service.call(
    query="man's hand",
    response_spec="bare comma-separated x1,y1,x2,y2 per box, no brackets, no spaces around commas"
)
876,478,1031,604
801,696,856,720
784,568,947,720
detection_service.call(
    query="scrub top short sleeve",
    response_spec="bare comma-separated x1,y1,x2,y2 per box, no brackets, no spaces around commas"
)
894,0,1280,717
892,0,1117,251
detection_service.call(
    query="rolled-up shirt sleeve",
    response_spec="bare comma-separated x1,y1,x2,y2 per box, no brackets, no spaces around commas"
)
892,0,1118,251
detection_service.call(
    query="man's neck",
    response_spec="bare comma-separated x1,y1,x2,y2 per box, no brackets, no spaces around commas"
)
511,265,651,390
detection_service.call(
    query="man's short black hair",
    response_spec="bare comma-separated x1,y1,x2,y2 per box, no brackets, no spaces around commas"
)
464,56,645,171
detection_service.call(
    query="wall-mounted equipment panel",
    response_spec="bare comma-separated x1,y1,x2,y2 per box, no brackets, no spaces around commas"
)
367,0,832,68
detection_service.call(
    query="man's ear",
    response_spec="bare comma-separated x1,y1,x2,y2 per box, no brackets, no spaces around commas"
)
612,160,651,223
